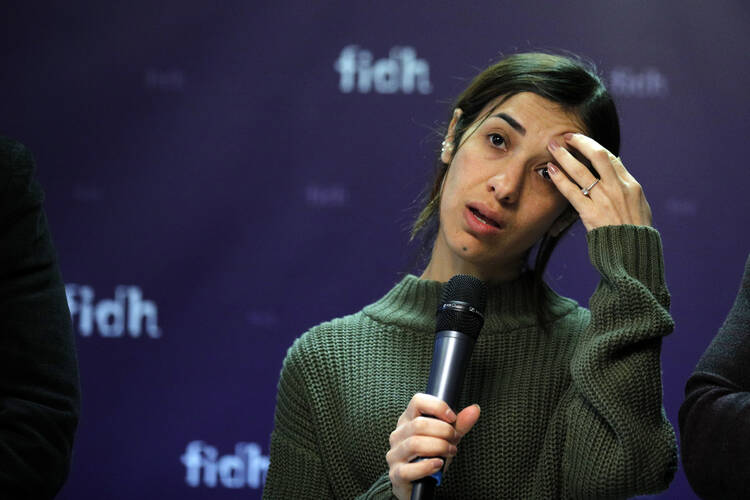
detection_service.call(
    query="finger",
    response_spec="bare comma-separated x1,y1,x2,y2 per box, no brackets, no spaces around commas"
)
562,133,619,182
609,154,637,184
547,140,598,191
390,416,458,448
546,162,589,215
410,416,459,440
454,404,481,442
388,435,457,464
563,135,647,203
405,393,457,423
390,458,444,485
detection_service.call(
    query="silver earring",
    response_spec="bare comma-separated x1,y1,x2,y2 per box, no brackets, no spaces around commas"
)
441,140,451,154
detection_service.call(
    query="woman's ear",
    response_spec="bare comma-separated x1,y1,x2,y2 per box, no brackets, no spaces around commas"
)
441,108,463,164
549,208,579,237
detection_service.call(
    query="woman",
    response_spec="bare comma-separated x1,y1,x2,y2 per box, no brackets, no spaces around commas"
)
263,53,677,499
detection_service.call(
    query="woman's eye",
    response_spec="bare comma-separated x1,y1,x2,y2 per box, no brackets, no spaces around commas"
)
488,133,506,149
536,166,552,181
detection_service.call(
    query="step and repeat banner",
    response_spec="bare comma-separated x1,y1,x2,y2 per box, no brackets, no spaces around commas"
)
3,1,749,498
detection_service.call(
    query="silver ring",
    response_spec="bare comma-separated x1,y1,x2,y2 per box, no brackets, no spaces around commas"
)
581,179,600,196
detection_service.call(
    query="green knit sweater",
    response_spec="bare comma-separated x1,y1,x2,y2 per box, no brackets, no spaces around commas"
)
264,225,677,499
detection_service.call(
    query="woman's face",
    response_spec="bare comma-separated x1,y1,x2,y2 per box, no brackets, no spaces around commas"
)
426,92,584,282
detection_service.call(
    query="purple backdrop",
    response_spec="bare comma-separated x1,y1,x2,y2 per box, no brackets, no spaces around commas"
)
2,1,749,498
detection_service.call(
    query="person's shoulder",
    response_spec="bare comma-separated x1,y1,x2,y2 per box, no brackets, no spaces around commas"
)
0,136,34,171
539,281,589,326
0,136,36,198
544,295,591,337
279,310,371,377
294,310,370,350
0,135,26,153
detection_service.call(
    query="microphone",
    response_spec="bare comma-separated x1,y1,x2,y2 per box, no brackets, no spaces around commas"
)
411,274,487,500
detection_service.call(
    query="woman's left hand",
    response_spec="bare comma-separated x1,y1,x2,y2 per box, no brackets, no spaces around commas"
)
546,133,653,231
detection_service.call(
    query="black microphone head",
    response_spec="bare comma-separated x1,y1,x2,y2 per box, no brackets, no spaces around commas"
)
436,274,487,339
440,274,488,311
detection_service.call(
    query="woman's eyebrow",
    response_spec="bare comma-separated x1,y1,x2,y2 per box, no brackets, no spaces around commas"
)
491,112,526,135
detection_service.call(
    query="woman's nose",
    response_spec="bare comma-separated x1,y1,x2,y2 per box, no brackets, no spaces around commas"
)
486,165,524,204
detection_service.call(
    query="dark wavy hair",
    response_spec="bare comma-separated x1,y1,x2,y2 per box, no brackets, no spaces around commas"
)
411,52,620,325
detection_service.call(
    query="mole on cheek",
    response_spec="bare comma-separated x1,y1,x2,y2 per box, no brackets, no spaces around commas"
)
462,247,467,251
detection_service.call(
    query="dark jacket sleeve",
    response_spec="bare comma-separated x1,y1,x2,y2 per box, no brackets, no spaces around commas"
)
0,137,80,498
679,254,750,499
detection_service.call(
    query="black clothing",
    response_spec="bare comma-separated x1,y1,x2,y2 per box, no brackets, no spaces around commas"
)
0,137,80,498
680,254,750,499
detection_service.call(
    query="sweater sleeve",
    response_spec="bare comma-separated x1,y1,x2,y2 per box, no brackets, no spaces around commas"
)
263,338,334,499
678,254,750,499
0,138,81,498
264,336,396,499
558,225,677,498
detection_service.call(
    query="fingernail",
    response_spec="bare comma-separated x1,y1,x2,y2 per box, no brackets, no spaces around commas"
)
548,140,559,151
449,445,458,455
432,459,444,470
547,162,558,175
445,408,457,421
563,133,574,141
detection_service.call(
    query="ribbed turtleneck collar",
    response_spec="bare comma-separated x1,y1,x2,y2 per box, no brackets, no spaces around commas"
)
362,273,578,335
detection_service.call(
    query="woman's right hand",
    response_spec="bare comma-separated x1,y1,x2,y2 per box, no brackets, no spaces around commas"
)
386,393,481,500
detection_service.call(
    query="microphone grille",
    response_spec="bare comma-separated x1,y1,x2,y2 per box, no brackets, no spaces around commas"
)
436,275,487,338
440,274,488,313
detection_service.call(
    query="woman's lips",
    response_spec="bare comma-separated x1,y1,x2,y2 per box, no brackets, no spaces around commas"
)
464,205,503,234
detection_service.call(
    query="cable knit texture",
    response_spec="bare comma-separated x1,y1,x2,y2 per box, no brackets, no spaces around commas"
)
264,225,677,499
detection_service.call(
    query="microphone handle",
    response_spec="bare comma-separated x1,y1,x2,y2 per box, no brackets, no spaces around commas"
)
411,330,476,500
410,478,436,500
425,330,476,408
